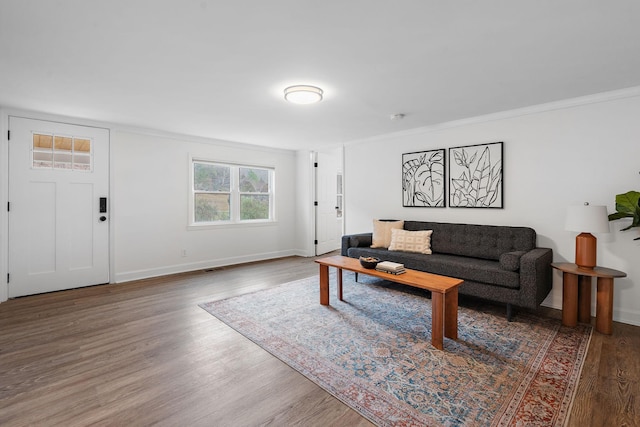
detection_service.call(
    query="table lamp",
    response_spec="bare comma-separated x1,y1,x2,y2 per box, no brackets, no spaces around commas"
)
565,202,610,269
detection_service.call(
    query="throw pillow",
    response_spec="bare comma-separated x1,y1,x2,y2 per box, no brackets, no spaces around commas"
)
499,251,526,271
370,220,404,248
388,228,433,254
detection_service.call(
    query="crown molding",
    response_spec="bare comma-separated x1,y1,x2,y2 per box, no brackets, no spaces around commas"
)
0,106,295,156
345,85,640,146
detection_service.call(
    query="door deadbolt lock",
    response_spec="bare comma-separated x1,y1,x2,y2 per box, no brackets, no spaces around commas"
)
99,216,107,222
99,197,107,213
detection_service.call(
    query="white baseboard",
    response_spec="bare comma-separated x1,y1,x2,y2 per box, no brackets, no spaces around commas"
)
613,308,640,327
114,250,299,283
541,301,640,327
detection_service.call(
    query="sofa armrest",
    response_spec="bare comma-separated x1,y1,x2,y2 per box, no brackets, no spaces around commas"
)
518,247,553,309
341,233,373,256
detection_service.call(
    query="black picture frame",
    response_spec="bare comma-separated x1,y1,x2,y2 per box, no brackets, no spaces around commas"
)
449,141,503,208
402,149,446,207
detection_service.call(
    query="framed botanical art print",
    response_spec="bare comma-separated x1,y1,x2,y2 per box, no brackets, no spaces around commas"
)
449,142,503,208
402,149,445,207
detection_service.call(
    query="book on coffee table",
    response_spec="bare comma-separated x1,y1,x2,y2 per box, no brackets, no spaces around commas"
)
376,261,405,273
375,267,406,275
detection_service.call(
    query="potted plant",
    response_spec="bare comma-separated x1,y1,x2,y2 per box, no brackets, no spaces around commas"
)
608,190,640,240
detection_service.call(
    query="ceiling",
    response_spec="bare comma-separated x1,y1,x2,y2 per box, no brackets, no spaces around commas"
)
1,1,639,151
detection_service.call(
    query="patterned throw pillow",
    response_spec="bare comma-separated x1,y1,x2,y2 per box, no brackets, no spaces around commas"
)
388,229,433,254
370,220,405,248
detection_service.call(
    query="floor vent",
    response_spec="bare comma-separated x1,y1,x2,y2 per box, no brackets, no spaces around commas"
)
203,267,224,272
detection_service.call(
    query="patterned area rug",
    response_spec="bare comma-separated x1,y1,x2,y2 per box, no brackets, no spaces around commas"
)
200,275,591,426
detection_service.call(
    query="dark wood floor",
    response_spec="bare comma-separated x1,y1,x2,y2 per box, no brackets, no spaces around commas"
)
0,255,638,426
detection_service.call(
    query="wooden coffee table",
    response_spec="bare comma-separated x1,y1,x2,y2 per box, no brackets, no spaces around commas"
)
315,255,464,350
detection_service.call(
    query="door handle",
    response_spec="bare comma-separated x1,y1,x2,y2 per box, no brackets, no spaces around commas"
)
99,216,107,222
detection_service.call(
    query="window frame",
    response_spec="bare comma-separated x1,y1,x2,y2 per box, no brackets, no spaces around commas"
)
189,157,276,228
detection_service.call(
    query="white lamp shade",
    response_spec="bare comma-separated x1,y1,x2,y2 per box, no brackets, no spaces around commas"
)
565,204,610,233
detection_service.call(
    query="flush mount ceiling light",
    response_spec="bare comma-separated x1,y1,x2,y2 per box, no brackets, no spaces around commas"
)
284,85,323,104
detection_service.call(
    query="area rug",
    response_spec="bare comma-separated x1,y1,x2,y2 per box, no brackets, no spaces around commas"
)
199,275,591,426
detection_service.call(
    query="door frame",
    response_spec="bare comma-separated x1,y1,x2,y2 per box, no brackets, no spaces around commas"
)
313,147,344,256
0,108,115,303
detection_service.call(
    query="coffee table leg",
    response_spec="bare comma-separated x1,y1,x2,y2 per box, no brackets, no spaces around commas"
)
596,277,614,334
337,268,343,301
431,292,444,350
319,264,329,306
562,272,578,327
444,288,458,340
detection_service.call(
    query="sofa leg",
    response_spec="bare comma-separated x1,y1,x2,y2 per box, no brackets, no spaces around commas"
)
355,272,358,282
506,304,513,322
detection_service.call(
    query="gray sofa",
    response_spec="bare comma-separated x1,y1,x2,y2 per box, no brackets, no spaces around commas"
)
341,220,553,321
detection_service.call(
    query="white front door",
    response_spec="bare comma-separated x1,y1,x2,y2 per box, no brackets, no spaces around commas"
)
315,148,343,256
8,117,110,297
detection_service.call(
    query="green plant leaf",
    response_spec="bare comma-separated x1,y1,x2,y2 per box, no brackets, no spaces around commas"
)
608,212,633,220
614,191,640,215
610,191,640,236
632,207,640,228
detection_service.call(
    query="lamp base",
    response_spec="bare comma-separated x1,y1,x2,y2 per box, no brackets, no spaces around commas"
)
575,232,597,269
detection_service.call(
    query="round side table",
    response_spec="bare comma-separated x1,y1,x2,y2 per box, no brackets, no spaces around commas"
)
552,262,626,334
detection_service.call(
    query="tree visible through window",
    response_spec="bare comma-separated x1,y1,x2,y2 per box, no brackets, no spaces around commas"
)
194,163,231,222
192,161,274,224
239,167,270,220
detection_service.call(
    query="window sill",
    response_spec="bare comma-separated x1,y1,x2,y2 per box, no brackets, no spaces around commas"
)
187,220,278,231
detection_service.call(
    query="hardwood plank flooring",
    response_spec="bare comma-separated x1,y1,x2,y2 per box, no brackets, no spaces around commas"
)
0,255,638,426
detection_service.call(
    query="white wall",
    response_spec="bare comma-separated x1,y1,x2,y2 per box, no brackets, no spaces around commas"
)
0,109,309,301
0,107,326,303
344,90,640,326
111,130,299,282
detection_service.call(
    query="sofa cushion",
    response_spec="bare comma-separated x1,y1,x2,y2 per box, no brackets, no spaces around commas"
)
404,221,536,261
499,251,526,271
371,219,404,248
388,229,433,254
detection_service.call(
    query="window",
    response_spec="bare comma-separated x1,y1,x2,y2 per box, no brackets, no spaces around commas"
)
193,162,231,222
238,167,271,220
32,133,92,171
192,160,274,224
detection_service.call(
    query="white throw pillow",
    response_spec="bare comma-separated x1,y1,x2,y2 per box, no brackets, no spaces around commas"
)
388,229,433,254
370,220,405,248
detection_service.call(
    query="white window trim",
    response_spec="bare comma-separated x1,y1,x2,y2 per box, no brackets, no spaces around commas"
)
188,156,276,228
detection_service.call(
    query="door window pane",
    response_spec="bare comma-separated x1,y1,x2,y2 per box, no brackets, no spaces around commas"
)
32,133,92,171
54,136,72,169
32,134,53,168
73,138,91,170
33,133,53,149
54,136,72,151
